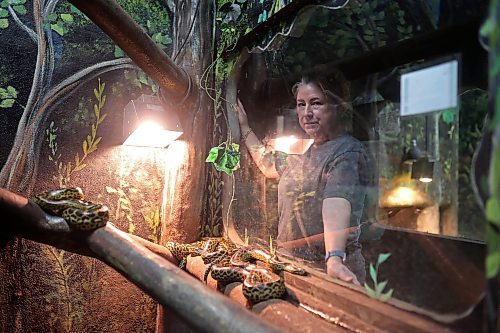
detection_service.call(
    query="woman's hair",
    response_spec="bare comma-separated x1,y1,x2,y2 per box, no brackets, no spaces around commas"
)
292,69,352,125
292,69,350,104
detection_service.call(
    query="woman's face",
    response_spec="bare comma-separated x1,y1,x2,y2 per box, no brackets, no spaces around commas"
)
295,82,338,143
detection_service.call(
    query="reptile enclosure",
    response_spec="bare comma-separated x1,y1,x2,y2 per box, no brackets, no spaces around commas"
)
0,0,498,332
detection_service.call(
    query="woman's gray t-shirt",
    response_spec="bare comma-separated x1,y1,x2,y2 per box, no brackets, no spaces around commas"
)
276,134,373,265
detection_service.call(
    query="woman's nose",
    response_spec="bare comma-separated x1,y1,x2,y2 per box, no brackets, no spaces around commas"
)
305,105,314,116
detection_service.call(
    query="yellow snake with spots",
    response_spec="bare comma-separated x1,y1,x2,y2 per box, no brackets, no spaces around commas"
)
165,237,306,303
33,187,109,231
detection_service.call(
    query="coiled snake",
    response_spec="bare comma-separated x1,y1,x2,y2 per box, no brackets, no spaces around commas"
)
166,237,307,303
33,187,109,231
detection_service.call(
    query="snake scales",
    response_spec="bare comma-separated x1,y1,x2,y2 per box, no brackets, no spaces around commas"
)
33,187,109,231
166,237,307,303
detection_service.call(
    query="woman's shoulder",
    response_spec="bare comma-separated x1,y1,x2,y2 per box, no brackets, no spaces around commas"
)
329,134,367,154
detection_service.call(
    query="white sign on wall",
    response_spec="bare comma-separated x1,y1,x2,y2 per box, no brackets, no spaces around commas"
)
400,60,458,116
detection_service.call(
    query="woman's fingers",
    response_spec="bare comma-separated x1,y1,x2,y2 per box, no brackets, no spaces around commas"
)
327,261,360,285
236,98,249,128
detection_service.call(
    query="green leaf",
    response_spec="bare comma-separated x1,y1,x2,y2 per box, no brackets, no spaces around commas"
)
0,18,9,29
0,8,7,17
480,18,493,38
0,98,14,108
375,280,388,295
152,32,161,42
379,288,394,302
47,13,58,22
114,45,124,58
205,147,221,163
377,252,391,265
486,198,500,225
161,35,172,45
82,140,88,154
6,85,17,98
486,252,500,279
50,23,64,36
12,4,25,15
0,88,7,99
364,283,376,298
369,263,377,283
106,186,117,193
441,108,456,124
60,13,73,23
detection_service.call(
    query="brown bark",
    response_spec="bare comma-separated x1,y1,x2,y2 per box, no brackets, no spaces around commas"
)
68,0,193,105
0,188,282,333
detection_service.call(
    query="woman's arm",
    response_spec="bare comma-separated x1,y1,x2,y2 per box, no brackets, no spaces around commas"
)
322,197,360,285
236,98,279,178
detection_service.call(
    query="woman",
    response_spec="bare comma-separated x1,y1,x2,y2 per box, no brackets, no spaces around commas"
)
236,72,372,285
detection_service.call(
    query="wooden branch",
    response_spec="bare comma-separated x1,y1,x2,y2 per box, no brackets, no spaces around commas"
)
69,0,194,104
0,188,281,333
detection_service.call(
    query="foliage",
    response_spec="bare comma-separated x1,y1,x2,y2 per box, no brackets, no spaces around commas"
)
46,78,107,187
278,0,415,76
112,0,172,92
0,85,17,108
206,142,241,175
106,184,136,234
144,208,161,243
45,5,88,36
483,0,500,279
458,89,487,239
364,253,394,302
0,0,27,29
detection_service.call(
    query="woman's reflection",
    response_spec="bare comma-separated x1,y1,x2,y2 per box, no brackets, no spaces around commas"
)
236,70,374,285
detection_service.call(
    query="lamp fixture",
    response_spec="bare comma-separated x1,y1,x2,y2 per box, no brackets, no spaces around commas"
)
411,157,434,183
268,109,313,155
123,94,183,148
402,139,422,164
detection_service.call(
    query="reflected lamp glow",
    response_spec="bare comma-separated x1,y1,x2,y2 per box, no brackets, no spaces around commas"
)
268,112,313,154
123,94,183,148
380,175,429,208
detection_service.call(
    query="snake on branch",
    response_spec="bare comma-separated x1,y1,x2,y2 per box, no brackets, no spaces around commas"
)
165,237,307,303
32,187,109,231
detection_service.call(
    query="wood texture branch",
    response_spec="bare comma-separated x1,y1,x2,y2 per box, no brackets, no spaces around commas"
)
0,188,282,333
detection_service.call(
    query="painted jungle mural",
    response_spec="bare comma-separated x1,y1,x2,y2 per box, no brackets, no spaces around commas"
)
0,1,176,331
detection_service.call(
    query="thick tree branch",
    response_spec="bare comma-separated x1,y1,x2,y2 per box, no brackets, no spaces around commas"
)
0,187,281,333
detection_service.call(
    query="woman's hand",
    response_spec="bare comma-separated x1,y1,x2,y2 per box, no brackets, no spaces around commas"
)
326,257,360,285
236,98,250,131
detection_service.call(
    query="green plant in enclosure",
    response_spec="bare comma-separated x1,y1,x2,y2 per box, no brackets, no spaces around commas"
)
206,142,241,175
364,253,394,302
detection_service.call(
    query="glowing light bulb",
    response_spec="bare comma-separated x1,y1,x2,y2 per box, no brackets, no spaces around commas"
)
123,121,182,148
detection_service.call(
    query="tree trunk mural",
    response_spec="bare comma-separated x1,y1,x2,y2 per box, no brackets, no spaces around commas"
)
0,0,215,331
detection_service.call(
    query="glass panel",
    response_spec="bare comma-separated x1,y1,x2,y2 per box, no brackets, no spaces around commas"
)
227,0,488,319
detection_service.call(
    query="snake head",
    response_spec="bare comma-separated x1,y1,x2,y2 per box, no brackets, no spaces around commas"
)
282,264,307,276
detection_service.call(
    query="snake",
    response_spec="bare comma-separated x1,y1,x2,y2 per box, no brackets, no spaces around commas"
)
33,187,109,231
165,237,307,303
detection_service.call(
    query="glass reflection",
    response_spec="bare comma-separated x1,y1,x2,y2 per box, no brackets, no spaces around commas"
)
227,0,488,318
